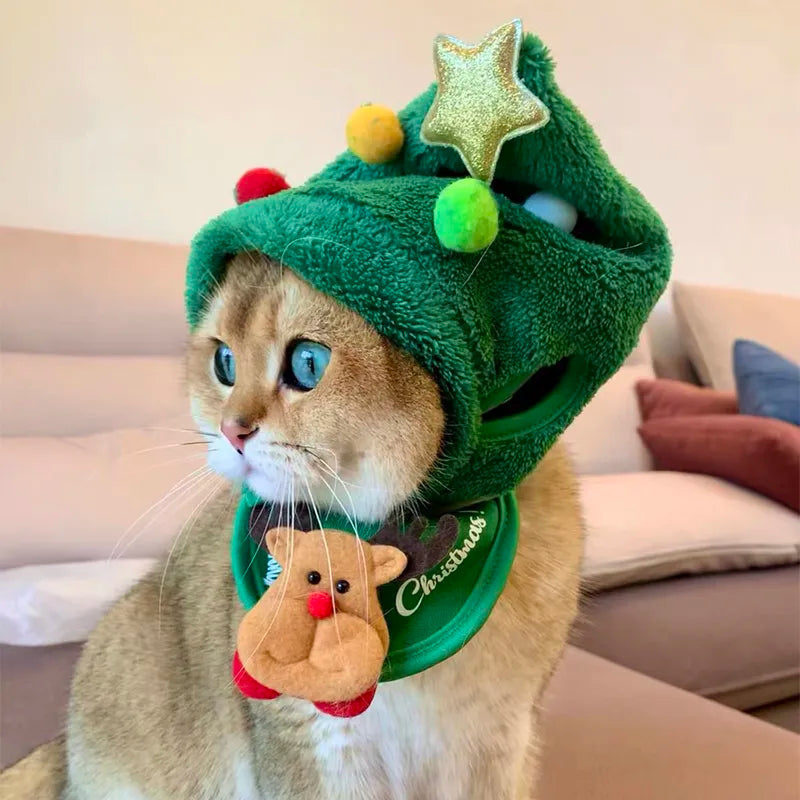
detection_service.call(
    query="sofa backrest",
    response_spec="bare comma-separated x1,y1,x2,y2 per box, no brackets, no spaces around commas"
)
0,228,201,568
0,226,187,356
0,227,189,436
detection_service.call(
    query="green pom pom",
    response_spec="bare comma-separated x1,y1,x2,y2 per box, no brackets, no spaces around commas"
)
433,178,499,253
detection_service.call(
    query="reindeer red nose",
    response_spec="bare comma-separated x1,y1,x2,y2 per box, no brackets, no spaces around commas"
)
307,592,334,619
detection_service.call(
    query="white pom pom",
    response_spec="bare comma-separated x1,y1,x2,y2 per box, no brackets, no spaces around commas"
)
522,191,578,233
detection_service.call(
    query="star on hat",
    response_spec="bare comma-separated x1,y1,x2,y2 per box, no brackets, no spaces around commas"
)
421,19,550,183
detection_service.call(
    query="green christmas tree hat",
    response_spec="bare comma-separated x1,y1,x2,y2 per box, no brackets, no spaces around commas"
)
186,19,671,512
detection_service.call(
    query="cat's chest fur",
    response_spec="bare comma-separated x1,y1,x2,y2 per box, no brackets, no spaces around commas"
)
309,669,531,800
244,594,541,800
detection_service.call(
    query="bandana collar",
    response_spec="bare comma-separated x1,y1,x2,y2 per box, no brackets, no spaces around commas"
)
231,490,519,682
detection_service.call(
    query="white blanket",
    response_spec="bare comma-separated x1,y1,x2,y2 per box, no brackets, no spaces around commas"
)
0,559,156,646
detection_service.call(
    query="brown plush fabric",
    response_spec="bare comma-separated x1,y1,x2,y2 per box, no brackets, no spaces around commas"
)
638,415,800,511
635,378,738,421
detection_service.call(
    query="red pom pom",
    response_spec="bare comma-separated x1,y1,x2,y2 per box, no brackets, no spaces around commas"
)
307,592,334,620
234,168,290,204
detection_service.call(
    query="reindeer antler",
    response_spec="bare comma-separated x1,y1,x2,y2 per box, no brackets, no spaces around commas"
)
248,503,315,549
247,503,459,583
371,515,459,581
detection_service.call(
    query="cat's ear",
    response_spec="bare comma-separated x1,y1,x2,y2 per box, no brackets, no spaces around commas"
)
370,545,408,586
266,527,293,568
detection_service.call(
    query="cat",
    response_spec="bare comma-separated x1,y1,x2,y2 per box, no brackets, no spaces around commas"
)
1,252,583,799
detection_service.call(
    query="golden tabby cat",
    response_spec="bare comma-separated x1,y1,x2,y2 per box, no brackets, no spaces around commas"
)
1,253,583,799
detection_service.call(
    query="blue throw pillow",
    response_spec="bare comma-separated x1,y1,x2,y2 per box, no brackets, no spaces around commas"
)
733,339,800,426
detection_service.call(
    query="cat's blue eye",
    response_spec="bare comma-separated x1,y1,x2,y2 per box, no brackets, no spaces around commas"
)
285,340,331,391
213,343,236,386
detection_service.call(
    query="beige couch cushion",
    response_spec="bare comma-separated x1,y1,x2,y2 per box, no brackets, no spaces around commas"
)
580,471,800,591
562,337,654,475
0,353,187,436
672,282,800,390
540,647,800,800
0,226,187,356
573,566,800,710
0,420,229,569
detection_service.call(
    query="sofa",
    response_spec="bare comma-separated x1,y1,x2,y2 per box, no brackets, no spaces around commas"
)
560,287,800,726
1,225,798,796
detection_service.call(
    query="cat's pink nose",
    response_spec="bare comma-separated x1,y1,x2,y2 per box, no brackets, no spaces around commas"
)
220,419,258,453
308,592,334,619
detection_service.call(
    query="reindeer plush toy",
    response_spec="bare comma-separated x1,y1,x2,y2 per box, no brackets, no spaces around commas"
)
233,528,406,717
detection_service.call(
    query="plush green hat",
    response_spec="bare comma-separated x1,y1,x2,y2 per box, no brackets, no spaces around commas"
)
186,20,671,512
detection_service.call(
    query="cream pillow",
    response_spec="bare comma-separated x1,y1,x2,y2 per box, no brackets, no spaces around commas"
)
581,471,800,591
562,335,654,475
672,282,800,390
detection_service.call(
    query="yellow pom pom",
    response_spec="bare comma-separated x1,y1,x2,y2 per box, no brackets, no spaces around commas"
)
346,104,404,164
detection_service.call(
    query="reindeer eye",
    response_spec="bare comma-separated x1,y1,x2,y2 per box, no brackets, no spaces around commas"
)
335,579,350,594
307,571,321,585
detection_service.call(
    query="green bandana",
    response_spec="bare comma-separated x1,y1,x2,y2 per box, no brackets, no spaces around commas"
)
231,491,518,682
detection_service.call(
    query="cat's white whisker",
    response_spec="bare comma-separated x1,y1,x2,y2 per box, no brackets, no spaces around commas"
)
241,469,289,579
116,441,210,460
157,475,225,633
113,468,216,561
308,452,365,490
235,485,298,683
315,458,364,534
309,468,372,629
143,426,220,438
107,465,213,561
321,468,372,617
302,473,344,647
312,469,358,537
120,450,209,475
307,462,371,622
177,486,236,562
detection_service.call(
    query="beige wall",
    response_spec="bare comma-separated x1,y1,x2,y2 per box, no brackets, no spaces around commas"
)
1,0,798,294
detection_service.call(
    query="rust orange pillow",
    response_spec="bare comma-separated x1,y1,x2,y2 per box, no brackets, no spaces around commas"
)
635,379,738,421
638,415,800,511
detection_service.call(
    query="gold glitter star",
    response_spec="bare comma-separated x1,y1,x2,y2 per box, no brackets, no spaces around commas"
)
421,19,550,183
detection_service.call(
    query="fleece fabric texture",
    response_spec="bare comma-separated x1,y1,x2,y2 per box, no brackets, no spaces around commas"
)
186,33,672,510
